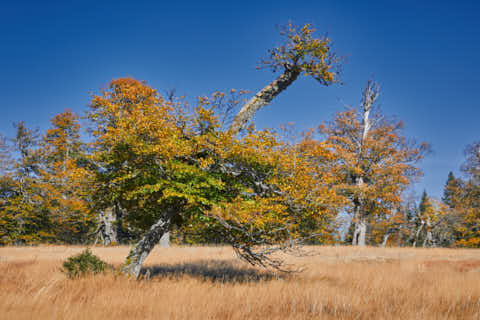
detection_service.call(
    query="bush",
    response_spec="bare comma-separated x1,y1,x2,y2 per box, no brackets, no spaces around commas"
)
62,248,112,279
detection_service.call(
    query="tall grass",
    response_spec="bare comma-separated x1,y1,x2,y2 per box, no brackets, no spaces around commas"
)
1,245,479,319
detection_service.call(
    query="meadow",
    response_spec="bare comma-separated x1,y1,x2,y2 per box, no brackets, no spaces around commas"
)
1,245,480,319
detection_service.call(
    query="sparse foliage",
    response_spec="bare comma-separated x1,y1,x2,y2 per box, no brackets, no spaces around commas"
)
230,23,341,134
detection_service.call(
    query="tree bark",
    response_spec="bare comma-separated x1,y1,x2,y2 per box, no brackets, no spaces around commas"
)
413,220,425,247
382,233,390,247
229,67,301,134
351,80,378,246
95,207,118,245
352,213,367,246
423,217,434,248
121,215,171,278
159,231,170,247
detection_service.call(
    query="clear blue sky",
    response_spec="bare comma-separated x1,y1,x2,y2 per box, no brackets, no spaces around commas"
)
1,0,479,198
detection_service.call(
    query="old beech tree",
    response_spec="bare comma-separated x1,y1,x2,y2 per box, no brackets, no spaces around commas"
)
87,23,341,278
319,81,429,246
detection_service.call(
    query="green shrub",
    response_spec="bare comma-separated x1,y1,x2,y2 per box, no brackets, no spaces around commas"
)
62,248,112,279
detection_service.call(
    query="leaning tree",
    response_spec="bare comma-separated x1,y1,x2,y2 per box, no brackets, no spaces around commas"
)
88,23,342,278
230,22,340,134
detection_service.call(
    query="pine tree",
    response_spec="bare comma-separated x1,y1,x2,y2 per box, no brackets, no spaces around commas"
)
413,190,429,247
418,190,429,215
442,172,461,208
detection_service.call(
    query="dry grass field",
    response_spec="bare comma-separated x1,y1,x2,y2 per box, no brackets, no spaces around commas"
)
1,245,480,320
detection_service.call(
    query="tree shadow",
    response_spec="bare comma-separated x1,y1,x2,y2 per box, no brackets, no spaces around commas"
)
141,259,281,283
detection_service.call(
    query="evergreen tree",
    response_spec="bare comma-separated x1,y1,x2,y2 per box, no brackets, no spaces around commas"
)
442,172,461,208
418,190,428,215
413,190,429,247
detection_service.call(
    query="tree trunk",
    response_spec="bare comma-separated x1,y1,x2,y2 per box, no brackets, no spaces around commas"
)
356,217,367,247
352,222,367,246
229,67,301,134
352,204,368,246
351,80,378,246
382,233,390,247
352,206,359,246
94,201,131,245
95,207,118,245
413,220,425,247
122,216,171,278
159,232,170,247
423,217,434,248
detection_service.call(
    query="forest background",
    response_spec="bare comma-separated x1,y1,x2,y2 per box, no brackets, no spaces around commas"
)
0,1,479,256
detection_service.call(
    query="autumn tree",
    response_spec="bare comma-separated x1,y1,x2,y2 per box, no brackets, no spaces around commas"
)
39,110,95,243
454,182,480,247
448,142,480,247
413,191,460,247
87,78,343,278
413,191,433,247
0,122,55,244
230,22,340,134
0,134,14,244
369,208,410,246
318,81,429,246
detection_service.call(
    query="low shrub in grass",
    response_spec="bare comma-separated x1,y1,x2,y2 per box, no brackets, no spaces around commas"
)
62,248,112,279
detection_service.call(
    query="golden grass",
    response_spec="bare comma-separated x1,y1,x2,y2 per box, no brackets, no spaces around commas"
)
1,245,480,319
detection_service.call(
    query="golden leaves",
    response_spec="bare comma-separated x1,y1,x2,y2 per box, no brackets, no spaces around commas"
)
260,23,341,86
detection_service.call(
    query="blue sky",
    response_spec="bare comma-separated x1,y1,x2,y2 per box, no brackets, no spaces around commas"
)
1,0,479,198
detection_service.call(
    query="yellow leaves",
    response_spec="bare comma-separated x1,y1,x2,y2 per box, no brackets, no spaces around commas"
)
211,195,290,232
260,23,340,86
198,157,213,169
81,77,347,246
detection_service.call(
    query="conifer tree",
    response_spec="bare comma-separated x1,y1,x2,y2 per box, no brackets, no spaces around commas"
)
442,172,461,208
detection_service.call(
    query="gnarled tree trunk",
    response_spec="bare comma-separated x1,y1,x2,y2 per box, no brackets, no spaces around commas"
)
351,80,378,246
352,211,367,246
122,215,171,278
413,219,425,247
94,202,128,245
423,216,434,248
94,207,118,245
229,67,301,134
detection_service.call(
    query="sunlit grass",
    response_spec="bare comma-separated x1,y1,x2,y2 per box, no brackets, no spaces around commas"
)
1,245,479,319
